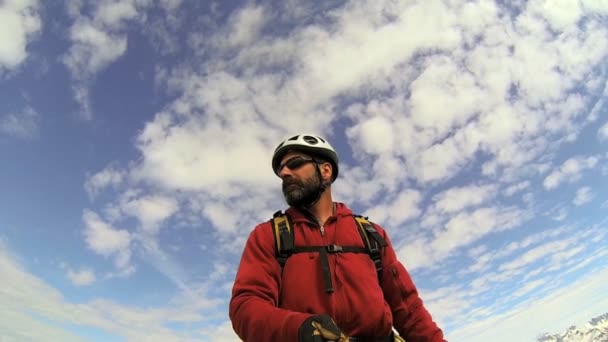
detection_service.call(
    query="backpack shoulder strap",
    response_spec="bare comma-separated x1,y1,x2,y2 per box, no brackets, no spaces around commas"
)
353,215,388,279
271,210,294,272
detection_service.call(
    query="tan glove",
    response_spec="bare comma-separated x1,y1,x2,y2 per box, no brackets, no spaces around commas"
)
299,314,349,342
394,335,406,342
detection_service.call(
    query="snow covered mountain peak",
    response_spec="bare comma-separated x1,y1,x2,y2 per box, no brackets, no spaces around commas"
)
537,313,608,342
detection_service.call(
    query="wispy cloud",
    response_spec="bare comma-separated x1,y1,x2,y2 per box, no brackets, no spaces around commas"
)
543,156,599,190
599,121,608,141
432,184,499,215
432,221,608,341
66,267,96,286
400,206,528,271
504,181,531,197
0,106,39,139
364,190,422,227
573,186,594,206
449,264,608,342
82,209,133,273
0,241,223,341
62,0,152,119
119,193,179,234
85,166,126,199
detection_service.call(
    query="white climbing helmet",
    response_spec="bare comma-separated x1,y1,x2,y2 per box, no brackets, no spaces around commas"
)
272,134,339,182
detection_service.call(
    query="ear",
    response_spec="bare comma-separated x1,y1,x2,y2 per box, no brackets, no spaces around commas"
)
320,162,333,182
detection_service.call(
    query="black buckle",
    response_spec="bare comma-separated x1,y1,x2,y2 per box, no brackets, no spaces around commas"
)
368,243,379,253
327,244,343,253
277,255,289,267
374,259,383,271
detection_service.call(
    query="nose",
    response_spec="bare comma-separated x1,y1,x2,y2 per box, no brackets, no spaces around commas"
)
278,164,294,178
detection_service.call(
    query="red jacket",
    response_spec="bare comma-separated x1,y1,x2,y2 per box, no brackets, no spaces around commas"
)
230,203,445,342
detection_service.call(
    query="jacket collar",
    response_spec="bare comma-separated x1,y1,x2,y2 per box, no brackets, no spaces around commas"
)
286,202,353,224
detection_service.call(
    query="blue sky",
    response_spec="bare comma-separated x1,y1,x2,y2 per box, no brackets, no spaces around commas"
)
1,0,608,341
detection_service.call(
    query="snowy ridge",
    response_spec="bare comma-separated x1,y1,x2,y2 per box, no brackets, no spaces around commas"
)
538,313,608,342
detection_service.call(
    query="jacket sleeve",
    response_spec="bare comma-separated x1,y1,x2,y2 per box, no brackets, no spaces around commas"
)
377,227,446,342
229,223,312,342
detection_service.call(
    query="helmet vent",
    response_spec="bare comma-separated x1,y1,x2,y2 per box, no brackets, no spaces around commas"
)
288,135,299,141
303,135,318,144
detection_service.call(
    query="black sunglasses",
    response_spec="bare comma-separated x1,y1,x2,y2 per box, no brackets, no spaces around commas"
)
276,156,316,174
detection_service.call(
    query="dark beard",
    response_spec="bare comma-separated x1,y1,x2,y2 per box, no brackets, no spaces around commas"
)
282,173,322,207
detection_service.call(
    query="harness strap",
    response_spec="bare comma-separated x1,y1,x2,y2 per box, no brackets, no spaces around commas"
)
291,245,369,293
354,216,387,280
272,211,294,270
271,212,387,293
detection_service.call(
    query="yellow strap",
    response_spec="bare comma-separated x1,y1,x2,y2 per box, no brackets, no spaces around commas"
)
354,216,373,248
273,215,290,251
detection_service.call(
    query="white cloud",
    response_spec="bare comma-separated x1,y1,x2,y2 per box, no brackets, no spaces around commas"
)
449,265,608,342
63,0,152,118
503,181,531,196
119,194,179,234
552,207,568,222
534,0,583,30
65,0,83,17
401,206,527,271
0,106,39,139
203,202,239,234
432,184,498,214
511,278,549,299
543,156,599,190
159,0,182,11
85,166,125,198
573,186,594,206
71,85,93,120
432,207,525,258
347,115,395,155
67,268,96,286
598,121,608,141
200,320,241,342
82,209,132,271
0,241,226,341
225,5,267,47
94,1,138,28
63,19,128,78
131,108,281,193
419,184,500,231
0,0,41,71
364,189,422,227
499,239,572,272
430,222,608,340
0,310,85,342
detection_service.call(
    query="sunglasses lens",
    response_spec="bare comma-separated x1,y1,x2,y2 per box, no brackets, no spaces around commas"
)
277,157,313,174
286,158,307,169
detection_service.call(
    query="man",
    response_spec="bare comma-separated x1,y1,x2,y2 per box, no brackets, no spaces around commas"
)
230,134,445,342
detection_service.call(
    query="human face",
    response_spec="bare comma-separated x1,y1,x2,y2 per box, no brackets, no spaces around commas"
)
279,153,322,207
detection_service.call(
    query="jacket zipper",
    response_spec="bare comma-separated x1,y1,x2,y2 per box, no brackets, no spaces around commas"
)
299,208,325,237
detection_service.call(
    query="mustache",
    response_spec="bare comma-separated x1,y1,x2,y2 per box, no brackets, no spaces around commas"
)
282,177,301,187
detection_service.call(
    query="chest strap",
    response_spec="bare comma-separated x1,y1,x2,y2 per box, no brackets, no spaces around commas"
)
291,245,369,293
271,211,387,293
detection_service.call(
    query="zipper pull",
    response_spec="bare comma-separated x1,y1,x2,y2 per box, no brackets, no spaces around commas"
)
320,225,325,236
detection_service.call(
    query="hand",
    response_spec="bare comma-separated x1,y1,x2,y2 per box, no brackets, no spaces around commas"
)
299,314,348,342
